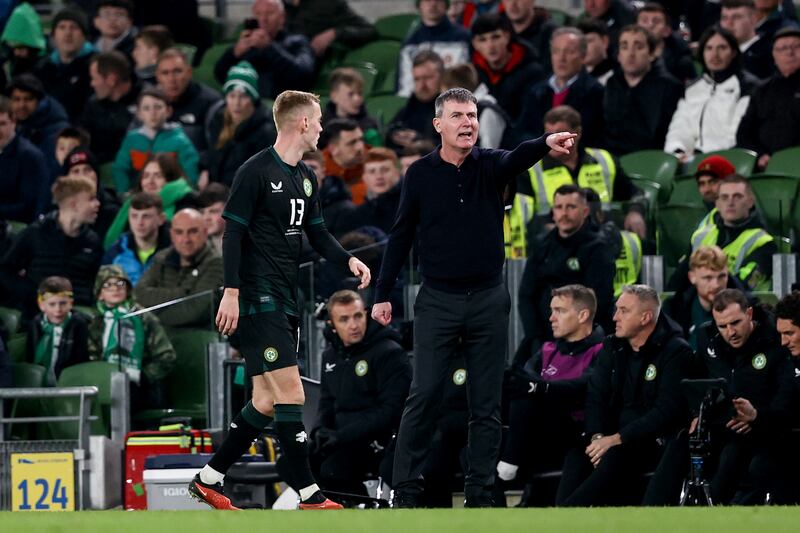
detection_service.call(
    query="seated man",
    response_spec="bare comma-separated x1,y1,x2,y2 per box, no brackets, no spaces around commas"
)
503,0,558,69
579,0,636,56
134,208,223,328
671,175,775,291
397,0,470,97
720,0,775,80
89,265,177,412
736,26,800,169
518,185,615,358
283,0,378,57
386,50,443,153
0,94,49,224
103,192,171,286
322,119,367,205
636,2,697,83
578,18,615,85
214,0,315,99
556,284,692,506
353,147,402,234
513,27,605,147
496,284,604,506
603,25,683,155
310,290,411,495
26,276,91,386
93,0,138,58
62,146,122,240
132,25,173,86
0,174,103,318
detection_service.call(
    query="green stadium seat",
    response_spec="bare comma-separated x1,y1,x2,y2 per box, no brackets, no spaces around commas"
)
98,162,114,190
0,306,21,336
668,175,703,205
340,61,380,96
629,174,669,207
193,43,229,92
657,204,708,267
747,173,800,238
366,94,408,130
175,43,198,66
620,150,679,191
7,334,27,363
546,8,573,25
693,148,758,177
374,67,398,95
8,363,47,440
374,13,418,41
765,146,800,177
45,361,120,439
12,362,46,387
344,41,402,96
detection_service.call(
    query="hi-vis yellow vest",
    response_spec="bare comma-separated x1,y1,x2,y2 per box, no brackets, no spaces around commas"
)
504,193,535,258
690,223,773,282
614,230,643,297
527,148,616,213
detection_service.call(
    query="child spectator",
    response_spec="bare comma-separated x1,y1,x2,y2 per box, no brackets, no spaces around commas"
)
54,127,91,170
113,87,199,192
132,25,173,85
322,67,381,147
88,265,176,411
93,0,138,59
26,276,91,386
197,183,229,256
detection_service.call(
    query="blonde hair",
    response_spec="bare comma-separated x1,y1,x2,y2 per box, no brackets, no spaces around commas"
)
272,90,320,132
52,175,96,205
690,245,728,271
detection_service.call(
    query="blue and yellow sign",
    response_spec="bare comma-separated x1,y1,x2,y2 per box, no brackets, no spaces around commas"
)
11,452,75,511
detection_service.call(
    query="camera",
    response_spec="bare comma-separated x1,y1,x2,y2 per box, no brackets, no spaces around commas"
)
244,18,259,31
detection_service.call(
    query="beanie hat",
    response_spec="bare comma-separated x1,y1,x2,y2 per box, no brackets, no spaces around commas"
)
63,147,99,176
695,155,736,181
52,8,89,37
94,264,132,297
223,61,259,102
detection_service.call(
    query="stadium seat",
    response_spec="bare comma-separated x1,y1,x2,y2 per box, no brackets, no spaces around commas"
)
693,148,758,177
7,334,27,363
365,94,408,130
193,43,229,92
620,150,679,191
656,203,708,267
344,41,402,96
8,363,47,440
546,8,573,25
12,362,46,387
45,361,120,439
629,173,669,207
175,43,198,66
374,67,398,96
747,173,800,238
98,162,115,190
340,61,380,96
374,13,418,41
0,306,21,336
765,146,800,177
667,175,703,205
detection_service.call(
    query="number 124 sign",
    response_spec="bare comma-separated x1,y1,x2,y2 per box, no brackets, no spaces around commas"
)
11,452,75,511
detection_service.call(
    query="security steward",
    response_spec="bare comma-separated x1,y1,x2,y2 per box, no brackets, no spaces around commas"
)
556,285,692,506
310,290,411,496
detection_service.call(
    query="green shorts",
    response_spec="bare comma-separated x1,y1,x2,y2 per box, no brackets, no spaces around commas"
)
239,311,300,376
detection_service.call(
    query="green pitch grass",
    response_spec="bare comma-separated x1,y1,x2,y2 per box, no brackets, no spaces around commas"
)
2,507,800,533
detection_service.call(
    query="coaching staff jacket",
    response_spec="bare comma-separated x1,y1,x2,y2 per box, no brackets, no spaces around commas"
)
585,313,692,445
375,135,552,301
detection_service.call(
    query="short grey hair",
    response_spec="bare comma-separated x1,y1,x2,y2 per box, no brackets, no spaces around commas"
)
434,87,477,118
551,26,587,57
621,284,661,321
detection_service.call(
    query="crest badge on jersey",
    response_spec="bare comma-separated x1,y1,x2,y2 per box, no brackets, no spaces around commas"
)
303,178,313,197
453,369,467,386
355,360,369,377
264,347,279,363
567,257,580,271
752,353,767,370
644,364,657,381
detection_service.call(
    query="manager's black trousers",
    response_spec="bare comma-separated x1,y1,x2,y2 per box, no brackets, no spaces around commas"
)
392,283,510,502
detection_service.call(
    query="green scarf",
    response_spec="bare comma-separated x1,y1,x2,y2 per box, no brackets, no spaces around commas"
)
98,302,146,384
34,313,71,386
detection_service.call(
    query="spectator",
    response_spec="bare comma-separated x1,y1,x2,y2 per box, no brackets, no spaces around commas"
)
470,13,544,120
503,0,558,69
104,153,198,249
131,0,212,64
754,0,796,42
513,27,605,148
204,61,277,188
776,291,800,358
448,0,467,25
720,0,776,80
213,0,315,99
304,150,356,239
603,25,683,155
103,192,170,286
636,2,697,83
579,0,636,55
692,154,737,228
88,264,176,411
54,127,91,171
93,0,138,59
496,284,604,507
155,47,221,153
132,25,173,86
134,208,223,328
578,19,615,85
386,50,442,152
0,1,46,79
284,0,378,57
352,148,403,233
33,7,95,120
7,73,69,173
80,51,141,164
665,26,757,162
322,118,368,205
672,175,776,291
441,63,508,149
302,149,326,185
0,174,102,318
321,68,381,147
26,276,91,386
310,290,411,495
0,94,48,224
455,0,503,28
399,140,436,176
736,26,800,169
397,0,470,97
557,284,692,506
197,183,229,256
113,86,199,192
517,185,615,359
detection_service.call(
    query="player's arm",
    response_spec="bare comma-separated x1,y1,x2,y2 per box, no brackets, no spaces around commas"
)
495,132,577,182
216,219,246,336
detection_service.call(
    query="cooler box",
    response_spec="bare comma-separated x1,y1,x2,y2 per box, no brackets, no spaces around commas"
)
124,427,213,510
143,454,212,510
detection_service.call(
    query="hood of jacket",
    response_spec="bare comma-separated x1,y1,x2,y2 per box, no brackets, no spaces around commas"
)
20,95,68,132
1,2,46,51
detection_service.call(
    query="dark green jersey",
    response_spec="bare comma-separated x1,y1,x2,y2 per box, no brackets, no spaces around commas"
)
223,147,327,316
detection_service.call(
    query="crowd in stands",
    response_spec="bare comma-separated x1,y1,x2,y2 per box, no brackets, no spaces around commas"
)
2,0,800,508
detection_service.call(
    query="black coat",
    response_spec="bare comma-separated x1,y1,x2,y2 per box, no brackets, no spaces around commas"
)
603,65,683,155
79,83,142,164
33,52,94,121
473,41,544,120
316,319,411,445
166,81,222,153
26,311,91,381
513,9,558,71
352,184,401,234
660,33,697,84
205,102,277,187
385,95,437,152
736,69,800,158
319,175,357,238
585,313,692,443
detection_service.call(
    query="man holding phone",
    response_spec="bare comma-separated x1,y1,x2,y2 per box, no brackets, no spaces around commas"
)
213,0,315,99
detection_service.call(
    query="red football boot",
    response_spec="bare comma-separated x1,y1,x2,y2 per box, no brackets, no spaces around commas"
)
299,498,344,510
188,474,241,510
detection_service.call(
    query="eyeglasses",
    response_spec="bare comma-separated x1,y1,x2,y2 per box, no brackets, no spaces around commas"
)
774,44,800,54
101,280,127,289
